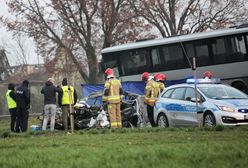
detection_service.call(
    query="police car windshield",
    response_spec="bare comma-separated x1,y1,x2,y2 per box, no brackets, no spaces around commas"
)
198,85,248,99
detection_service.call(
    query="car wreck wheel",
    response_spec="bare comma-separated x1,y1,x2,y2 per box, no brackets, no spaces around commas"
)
157,114,169,127
204,112,216,126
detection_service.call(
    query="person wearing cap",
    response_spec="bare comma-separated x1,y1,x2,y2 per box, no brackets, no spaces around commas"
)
58,78,78,130
103,68,123,128
6,83,17,132
141,72,160,127
154,73,166,93
15,80,30,132
41,78,62,131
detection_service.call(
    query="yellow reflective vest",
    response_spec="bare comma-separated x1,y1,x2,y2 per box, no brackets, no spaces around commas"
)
104,78,122,104
62,86,74,105
144,80,160,106
6,90,17,109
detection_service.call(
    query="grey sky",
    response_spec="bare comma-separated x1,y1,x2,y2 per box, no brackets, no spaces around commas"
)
0,1,42,66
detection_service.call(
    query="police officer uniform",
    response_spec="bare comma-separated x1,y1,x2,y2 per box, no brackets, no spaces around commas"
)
15,80,30,132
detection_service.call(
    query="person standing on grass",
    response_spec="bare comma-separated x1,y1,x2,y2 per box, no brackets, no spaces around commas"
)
141,72,160,127
58,78,78,131
103,68,123,129
6,83,17,132
15,80,30,132
41,78,62,131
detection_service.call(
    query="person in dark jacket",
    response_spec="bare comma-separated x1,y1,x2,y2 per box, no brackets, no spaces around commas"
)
58,78,78,130
41,78,62,131
15,80,30,132
6,83,17,132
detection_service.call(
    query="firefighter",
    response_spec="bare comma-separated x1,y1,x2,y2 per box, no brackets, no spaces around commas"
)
6,83,17,132
141,72,160,127
15,80,30,132
203,71,213,79
103,68,123,128
58,78,78,130
154,73,166,93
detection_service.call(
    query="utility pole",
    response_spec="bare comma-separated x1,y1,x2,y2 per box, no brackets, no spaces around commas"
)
192,57,201,128
179,39,201,128
65,35,74,133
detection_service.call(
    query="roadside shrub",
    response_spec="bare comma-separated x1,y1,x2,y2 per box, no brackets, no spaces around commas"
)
215,125,224,131
1,131,11,138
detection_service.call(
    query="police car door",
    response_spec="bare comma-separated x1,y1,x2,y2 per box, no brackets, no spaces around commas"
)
168,87,189,126
168,87,201,126
182,87,203,126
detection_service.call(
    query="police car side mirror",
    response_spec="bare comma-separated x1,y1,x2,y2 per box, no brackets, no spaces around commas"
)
186,97,191,101
190,97,201,103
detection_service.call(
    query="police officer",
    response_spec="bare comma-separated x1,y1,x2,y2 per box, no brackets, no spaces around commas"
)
58,78,78,130
103,68,123,129
141,72,160,127
6,83,17,132
16,80,30,132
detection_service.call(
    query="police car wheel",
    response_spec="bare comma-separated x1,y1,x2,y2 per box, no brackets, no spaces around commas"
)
157,114,169,127
204,112,216,126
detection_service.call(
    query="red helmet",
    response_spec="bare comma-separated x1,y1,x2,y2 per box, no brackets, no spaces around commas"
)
154,73,160,81
105,68,114,78
160,74,166,81
203,71,212,79
141,72,150,80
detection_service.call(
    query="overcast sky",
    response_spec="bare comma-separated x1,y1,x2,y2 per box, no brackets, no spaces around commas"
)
0,1,42,66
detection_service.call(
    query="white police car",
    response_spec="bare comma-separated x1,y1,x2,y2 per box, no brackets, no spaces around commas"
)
154,78,248,127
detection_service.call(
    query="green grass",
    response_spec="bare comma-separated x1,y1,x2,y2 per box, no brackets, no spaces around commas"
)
0,117,248,168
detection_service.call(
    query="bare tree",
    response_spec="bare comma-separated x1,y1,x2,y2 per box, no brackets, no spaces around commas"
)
2,35,31,65
1,0,154,83
99,0,154,49
129,0,248,37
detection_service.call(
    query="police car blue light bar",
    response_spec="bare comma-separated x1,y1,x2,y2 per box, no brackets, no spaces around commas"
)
186,78,221,84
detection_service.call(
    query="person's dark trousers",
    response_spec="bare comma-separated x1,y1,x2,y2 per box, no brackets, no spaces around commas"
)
9,108,17,132
16,106,29,132
147,104,156,127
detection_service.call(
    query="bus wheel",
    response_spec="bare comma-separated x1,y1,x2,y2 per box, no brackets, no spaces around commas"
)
232,81,248,94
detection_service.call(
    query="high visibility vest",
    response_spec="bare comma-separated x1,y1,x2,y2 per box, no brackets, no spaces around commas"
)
144,80,160,106
104,79,122,104
62,86,74,105
6,90,17,109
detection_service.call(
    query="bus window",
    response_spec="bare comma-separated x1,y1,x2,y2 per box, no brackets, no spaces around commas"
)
151,48,162,71
195,42,211,66
185,43,195,58
226,35,246,62
161,44,185,70
212,38,226,64
236,35,246,54
120,49,150,76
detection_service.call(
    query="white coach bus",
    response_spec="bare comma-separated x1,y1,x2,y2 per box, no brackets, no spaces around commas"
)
101,24,248,93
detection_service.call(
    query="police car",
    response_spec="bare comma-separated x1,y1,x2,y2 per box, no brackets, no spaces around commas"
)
154,78,248,127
